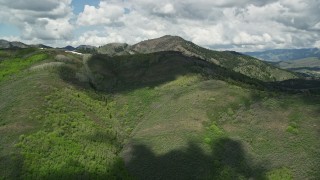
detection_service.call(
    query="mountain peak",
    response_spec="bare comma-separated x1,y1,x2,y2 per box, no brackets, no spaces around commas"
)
97,43,130,55
138,35,186,44
131,35,189,54
0,39,28,49
159,35,185,41
101,42,129,47
62,45,76,51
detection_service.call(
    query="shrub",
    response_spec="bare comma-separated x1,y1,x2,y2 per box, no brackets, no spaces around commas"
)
266,167,293,180
286,125,299,134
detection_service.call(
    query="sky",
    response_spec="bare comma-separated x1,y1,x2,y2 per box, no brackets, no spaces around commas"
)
0,0,319,51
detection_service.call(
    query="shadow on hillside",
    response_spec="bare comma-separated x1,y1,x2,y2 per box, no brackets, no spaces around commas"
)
124,138,267,180
270,79,320,91
0,152,24,179
57,51,266,95
58,50,320,96
84,130,123,150
6,138,268,179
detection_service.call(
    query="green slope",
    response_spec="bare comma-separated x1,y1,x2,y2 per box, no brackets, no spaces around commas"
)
130,35,297,82
97,43,130,56
0,48,319,180
0,49,134,179
95,35,297,82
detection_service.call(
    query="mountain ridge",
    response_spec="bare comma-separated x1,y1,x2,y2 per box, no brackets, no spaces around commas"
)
0,36,298,82
72,35,296,82
0,39,29,49
0,39,52,49
128,35,298,82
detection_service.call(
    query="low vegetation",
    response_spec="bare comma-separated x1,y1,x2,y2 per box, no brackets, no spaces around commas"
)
0,50,48,82
0,47,319,179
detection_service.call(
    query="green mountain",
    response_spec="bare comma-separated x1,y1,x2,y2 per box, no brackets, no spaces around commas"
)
0,38,319,180
244,48,320,62
96,35,297,82
97,43,131,56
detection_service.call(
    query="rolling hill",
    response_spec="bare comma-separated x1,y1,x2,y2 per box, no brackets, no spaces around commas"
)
0,37,319,179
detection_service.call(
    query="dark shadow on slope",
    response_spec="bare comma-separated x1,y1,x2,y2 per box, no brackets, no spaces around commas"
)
58,51,266,95
125,139,267,180
0,152,24,179
57,50,320,96
268,79,320,94
84,130,123,150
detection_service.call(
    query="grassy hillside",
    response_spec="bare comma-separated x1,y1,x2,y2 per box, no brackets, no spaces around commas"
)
97,43,131,56
88,36,297,82
130,36,297,82
0,49,132,179
85,51,268,92
0,48,319,179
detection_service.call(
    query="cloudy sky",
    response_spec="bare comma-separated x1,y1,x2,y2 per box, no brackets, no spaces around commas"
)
0,0,319,51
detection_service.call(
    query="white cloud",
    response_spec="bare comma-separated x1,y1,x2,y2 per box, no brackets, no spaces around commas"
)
182,24,228,46
71,0,320,51
1,0,319,51
69,30,125,46
153,3,175,15
233,32,272,45
311,22,320,30
315,41,320,48
0,0,73,41
77,2,124,26
0,35,21,42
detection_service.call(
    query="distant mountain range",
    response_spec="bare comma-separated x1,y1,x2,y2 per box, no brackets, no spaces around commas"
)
0,39,52,49
244,48,320,61
0,39,99,53
62,45,76,51
0,36,297,82
243,48,320,77
269,57,320,77
0,39,29,49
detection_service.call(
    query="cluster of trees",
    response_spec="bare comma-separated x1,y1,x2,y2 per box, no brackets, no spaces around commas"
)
16,88,131,179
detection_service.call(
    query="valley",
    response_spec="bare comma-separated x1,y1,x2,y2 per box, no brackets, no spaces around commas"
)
271,57,320,78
